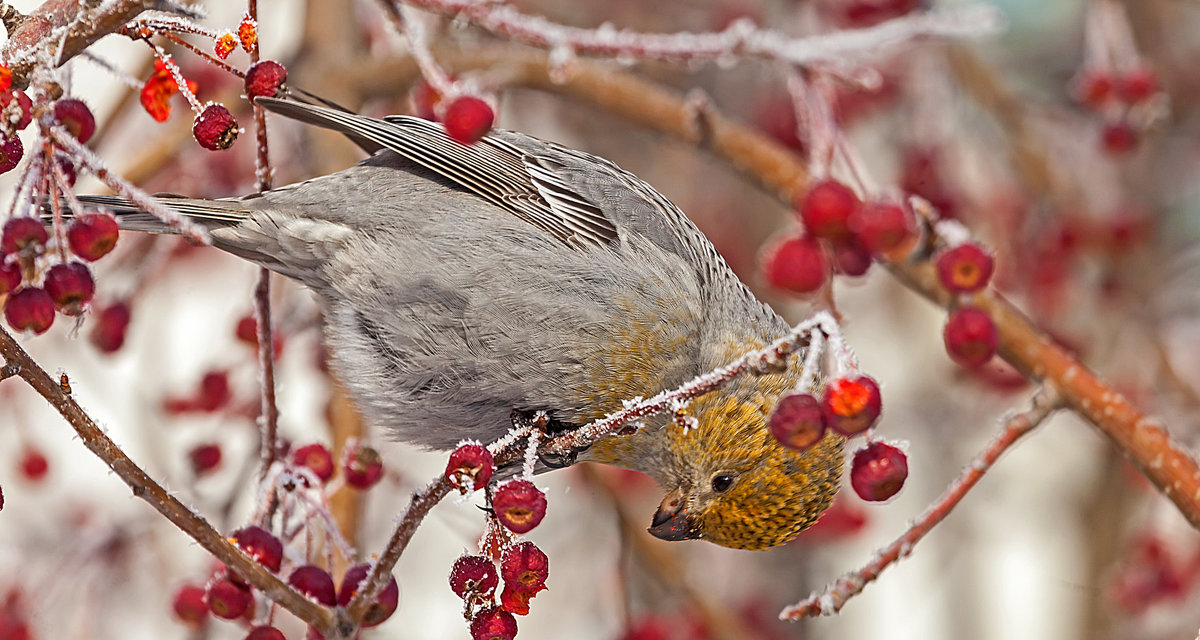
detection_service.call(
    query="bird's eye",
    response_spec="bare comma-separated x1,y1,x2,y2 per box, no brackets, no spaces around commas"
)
711,473,736,493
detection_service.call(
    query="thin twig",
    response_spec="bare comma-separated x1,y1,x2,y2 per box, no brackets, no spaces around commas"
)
780,387,1063,619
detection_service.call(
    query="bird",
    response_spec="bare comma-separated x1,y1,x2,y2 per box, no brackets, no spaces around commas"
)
73,96,844,550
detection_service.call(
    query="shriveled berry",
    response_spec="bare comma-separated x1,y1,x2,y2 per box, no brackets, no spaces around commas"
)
0,65,10,92
443,96,494,145
189,443,222,475
943,307,998,368
141,71,176,123
935,243,994,294
0,134,21,173
338,563,399,627
245,626,286,640
288,565,337,606
450,555,499,600
54,99,96,143
769,393,827,451
342,442,383,489
0,89,32,130
499,585,535,616
798,179,860,242
446,441,494,493
67,212,119,261
501,541,548,593
1116,66,1159,104
850,441,908,501
89,301,132,353
43,262,95,315
292,443,335,483
238,15,257,52
18,446,48,482
193,104,239,151
215,32,238,59
762,235,828,294
470,607,518,640
5,288,55,334
245,61,287,99
822,375,882,436
2,217,48,256
231,525,283,572
492,479,547,534
1101,120,1138,155
205,578,251,619
832,240,871,277
172,583,210,626
850,201,913,254
0,261,20,295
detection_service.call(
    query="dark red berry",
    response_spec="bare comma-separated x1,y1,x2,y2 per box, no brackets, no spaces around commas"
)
0,89,32,130
0,261,20,295
0,134,21,173
189,443,223,475
245,626,286,640
193,103,239,150
288,565,337,606
244,60,287,99
2,217,48,256
1115,66,1158,104
1101,121,1139,155
943,307,998,368
935,243,994,294
499,584,535,616
205,578,251,619
67,213,119,261
822,375,882,436
850,441,908,501
342,442,383,489
763,235,829,294
43,262,95,315
5,288,55,334
292,443,335,483
89,301,132,353
450,555,499,601
172,583,210,626
798,179,860,242
492,479,548,534
832,240,871,277
196,370,232,411
446,441,494,493
231,525,283,572
769,393,827,451
338,563,399,627
470,607,518,640
54,99,96,143
850,201,913,254
500,541,548,593
443,96,494,145
18,446,48,482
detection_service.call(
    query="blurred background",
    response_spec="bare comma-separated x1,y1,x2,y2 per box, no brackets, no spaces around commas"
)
1,0,1200,638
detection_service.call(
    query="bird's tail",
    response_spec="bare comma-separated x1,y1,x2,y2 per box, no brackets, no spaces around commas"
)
44,194,250,235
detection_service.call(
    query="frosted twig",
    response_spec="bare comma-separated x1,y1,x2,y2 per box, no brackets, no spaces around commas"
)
125,12,221,40
79,51,143,89
521,429,541,479
779,387,1061,619
386,2,456,98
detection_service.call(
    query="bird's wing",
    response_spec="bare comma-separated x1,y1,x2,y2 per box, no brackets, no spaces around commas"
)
256,97,619,249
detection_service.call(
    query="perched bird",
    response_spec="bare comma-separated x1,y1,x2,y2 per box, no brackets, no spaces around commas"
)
75,97,843,550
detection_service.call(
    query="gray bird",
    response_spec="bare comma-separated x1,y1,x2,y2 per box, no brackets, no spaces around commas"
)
76,97,843,550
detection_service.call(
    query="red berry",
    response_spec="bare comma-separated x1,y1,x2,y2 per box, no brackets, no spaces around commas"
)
0,89,32,130
67,213,119,261
822,375,882,436
189,443,223,475
0,134,21,173
850,441,908,501
236,314,258,344
0,261,20,295
342,442,384,489
2,217,48,256
205,578,251,619
446,441,494,493
89,301,132,353
1116,66,1159,104
18,447,48,482
292,443,335,483
832,240,871,277
499,584,535,616
0,66,9,92
238,15,257,52
769,393,827,451
1101,120,1139,155
850,201,913,254
337,563,399,627
54,99,96,143
43,262,95,315
1073,70,1114,109
470,607,518,640
244,61,287,99
56,156,77,186
935,243,994,294
492,479,548,534
762,235,829,294
443,96,494,144
500,542,548,604
196,370,232,411
231,525,283,573
943,307,998,368
5,288,55,334
214,33,238,60
193,104,239,150
245,626,286,640
798,179,860,242
450,555,499,601
288,565,337,606
172,583,210,626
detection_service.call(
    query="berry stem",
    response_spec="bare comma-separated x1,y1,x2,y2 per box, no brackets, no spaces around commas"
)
780,387,1062,619
161,31,245,78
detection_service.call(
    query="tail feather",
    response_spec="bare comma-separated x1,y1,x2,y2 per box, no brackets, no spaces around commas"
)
47,194,250,235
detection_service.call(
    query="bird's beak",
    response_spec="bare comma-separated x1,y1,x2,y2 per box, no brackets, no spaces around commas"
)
648,487,701,541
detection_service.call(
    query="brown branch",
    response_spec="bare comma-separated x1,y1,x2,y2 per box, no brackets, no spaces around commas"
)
780,387,1062,618
0,327,335,632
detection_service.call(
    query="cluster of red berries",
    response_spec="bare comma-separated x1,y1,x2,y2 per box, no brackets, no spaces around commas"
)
934,242,998,368
1,212,118,335
443,441,547,533
0,63,95,174
1108,533,1200,615
410,80,496,145
763,178,914,294
1072,64,1161,155
450,540,550,640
